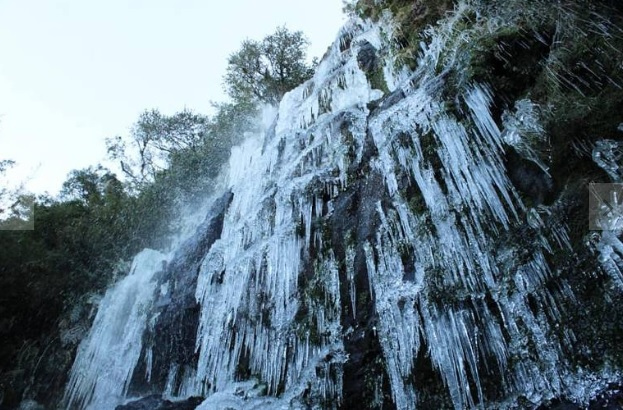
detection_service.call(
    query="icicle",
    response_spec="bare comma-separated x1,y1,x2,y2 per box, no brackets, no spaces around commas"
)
596,231,623,289
593,140,623,182
192,21,375,401
64,249,167,410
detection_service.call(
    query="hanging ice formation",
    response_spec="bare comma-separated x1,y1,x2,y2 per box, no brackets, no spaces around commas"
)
65,3,623,410
64,249,168,410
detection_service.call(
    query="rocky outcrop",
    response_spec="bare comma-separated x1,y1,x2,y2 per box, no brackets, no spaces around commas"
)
129,191,233,397
115,395,203,410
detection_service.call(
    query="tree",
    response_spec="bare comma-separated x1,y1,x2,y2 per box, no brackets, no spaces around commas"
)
60,166,123,206
106,109,210,191
208,100,258,146
225,26,314,105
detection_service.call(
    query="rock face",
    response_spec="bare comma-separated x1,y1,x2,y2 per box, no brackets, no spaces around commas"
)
356,40,378,73
115,395,203,410
504,148,556,206
129,191,234,397
61,1,623,409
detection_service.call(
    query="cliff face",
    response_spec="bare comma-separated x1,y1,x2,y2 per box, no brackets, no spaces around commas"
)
61,1,623,409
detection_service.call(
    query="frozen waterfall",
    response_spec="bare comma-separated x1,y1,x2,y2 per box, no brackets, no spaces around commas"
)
63,4,622,410
64,249,167,410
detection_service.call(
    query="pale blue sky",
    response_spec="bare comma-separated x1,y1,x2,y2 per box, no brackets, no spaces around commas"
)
0,0,346,194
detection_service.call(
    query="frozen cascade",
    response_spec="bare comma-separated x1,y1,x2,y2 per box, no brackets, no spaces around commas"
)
187,10,571,407
191,29,361,398
358,9,575,408
63,3,623,409
64,249,167,410
593,140,623,290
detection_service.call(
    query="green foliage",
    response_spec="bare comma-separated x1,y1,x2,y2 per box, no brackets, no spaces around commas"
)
0,164,178,406
367,62,389,94
343,0,455,72
107,102,259,200
61,166,123,206
208,100,259,147
225,26,314,104
345,0,453,26
106,108,210,191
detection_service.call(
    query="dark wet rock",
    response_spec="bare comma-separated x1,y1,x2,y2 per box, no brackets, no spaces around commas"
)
357,40,378,73
504,147,556,205
379,88,405,109
330,168,395,409
470,29,553,112
538,400,581,410
535,382,623,410
369,89,406,117
116,395,163,410
115,394,203,410
128,191,233,396
325,109,396,409
588,382,623,409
